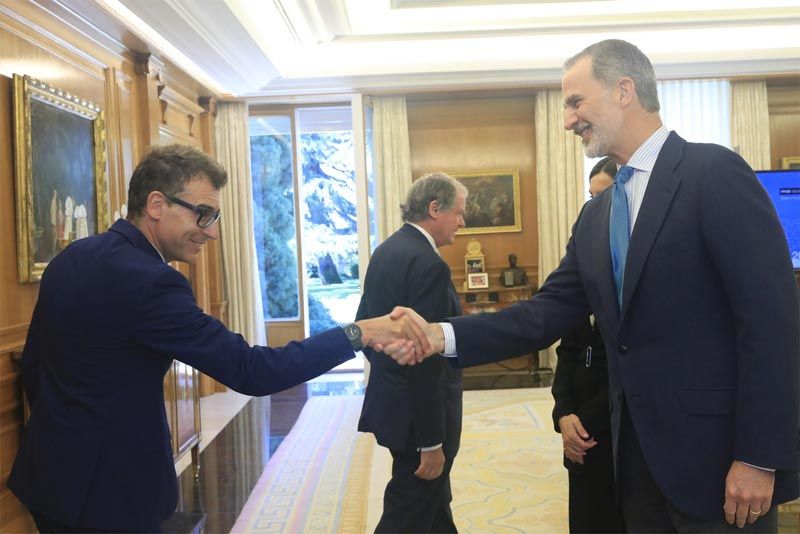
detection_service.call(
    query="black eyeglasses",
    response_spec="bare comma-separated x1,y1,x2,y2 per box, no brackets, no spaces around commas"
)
165,194,222,228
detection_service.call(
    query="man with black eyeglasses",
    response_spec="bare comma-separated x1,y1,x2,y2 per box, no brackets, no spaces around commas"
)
8,144,428,533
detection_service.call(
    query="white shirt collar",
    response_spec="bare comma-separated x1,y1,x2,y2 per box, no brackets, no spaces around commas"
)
624,126,670,172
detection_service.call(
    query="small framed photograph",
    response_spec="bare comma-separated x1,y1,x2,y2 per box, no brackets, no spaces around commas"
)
465,257,485,273
467,272,489,290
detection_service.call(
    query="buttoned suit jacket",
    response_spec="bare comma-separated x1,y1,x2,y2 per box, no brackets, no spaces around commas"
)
9,219,354,531
357,224,463,458
450,132,800,520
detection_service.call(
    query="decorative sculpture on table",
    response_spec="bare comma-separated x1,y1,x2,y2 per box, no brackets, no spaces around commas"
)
500,253,528,287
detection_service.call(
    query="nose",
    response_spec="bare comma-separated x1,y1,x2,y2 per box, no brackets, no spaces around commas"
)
563,108,577,131
203,221,220,240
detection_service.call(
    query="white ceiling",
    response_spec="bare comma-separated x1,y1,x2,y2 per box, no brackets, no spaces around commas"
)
91,0,800,99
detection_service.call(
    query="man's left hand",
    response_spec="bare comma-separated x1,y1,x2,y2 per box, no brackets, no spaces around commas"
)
723,460,774,528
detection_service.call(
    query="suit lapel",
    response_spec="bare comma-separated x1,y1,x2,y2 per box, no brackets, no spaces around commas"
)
592,191,621,326
620,132,685,320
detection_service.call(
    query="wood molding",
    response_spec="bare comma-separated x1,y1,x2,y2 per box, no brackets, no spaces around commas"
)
768,88,800,114
158,124,201,147
158,84,204,116
198,95,217,116
0,2,108,80
134,52,163,78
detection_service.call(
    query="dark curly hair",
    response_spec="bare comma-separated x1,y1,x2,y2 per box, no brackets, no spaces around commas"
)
127,144,227,219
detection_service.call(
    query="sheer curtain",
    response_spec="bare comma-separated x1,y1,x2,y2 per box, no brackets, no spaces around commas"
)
731,80,771,170
583,79,732,189
658,79,731,147
215,102,267,347
535,89,586,369
371,96,413,241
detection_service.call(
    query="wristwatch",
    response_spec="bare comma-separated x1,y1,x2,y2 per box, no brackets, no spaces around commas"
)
343,322,364,351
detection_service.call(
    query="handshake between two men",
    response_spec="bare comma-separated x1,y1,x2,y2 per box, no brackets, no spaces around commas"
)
361,307,440,364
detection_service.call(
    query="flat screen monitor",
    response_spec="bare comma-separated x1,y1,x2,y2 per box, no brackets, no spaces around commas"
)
754,169,800,269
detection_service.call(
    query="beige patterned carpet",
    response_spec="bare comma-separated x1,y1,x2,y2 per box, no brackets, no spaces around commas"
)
230,388,567,534
231,388,799,533
366,387,568,533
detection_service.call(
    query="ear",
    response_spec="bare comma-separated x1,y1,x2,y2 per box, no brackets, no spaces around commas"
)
617,77,636,107
427,200,440,219
145,191,166,221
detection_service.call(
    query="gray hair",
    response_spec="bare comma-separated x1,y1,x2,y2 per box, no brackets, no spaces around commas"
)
401,172,467,223
564,39,660,113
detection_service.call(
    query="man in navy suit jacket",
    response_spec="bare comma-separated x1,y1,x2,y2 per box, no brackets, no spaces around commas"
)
8,144,427,533
358,172,466,532
388,40,799,532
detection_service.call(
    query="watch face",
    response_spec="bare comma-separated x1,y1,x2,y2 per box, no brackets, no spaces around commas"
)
345,323,361,340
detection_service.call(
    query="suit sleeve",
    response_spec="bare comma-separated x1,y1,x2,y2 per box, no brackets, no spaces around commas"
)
450,216,592,368
20,302,44,408
551,326,583,433
700,148,800,471
405,260,453,448
133,268,355,396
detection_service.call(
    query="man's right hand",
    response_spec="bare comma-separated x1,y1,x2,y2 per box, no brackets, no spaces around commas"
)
558,414,597,464
415,447,445,480
356,308,432,362
376,306,445,365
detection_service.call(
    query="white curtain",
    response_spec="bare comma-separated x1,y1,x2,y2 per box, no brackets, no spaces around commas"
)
731,80,772,170
535,89,586,369
372,96,413,241
583,79,733,189
658,79,731,147
215,101,267,346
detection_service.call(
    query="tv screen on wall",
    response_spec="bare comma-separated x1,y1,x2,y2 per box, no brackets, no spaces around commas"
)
754,169,800,269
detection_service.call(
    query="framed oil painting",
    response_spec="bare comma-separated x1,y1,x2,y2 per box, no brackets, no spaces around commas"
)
450,169,521,235
782,157,800,170
13,74,108,283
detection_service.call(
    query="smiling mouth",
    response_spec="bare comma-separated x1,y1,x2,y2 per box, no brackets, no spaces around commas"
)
574,123,592,140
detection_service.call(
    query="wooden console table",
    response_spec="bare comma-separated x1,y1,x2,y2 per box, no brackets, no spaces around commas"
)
455,284,540,389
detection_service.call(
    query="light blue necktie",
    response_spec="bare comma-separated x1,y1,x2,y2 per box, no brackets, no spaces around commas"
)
609,165,634,308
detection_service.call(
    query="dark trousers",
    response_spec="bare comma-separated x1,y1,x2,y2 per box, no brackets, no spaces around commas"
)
375,447,458,533
32,512,133,533
565,432,626,533
618,404,777,533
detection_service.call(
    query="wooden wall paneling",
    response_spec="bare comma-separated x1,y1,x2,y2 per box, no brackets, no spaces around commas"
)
134,53,163,150
116,68,136,205
0,346,32,533
767,78,800,169
104,66,125,219
197,96,227,395
407,95,538,287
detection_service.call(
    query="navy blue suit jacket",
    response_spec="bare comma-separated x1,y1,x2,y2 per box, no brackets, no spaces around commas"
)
357,224,463,456
450,132,800,519
9,219,354,531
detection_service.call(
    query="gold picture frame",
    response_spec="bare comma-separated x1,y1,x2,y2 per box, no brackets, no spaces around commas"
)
782,157,800,170
13,74,109,283
450,169,522,235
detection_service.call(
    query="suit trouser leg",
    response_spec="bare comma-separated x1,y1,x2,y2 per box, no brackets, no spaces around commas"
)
376,447,457,533
566,434,626,533
32,512,129,533
618,403,777,534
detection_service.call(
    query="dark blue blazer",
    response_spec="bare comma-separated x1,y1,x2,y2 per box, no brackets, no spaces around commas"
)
450,132,800,520
9,219,354,532
357,224,463,456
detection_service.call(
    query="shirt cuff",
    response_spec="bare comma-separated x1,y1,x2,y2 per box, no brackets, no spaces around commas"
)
739,461,775,472
440,322,457,357
418,443,443,452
